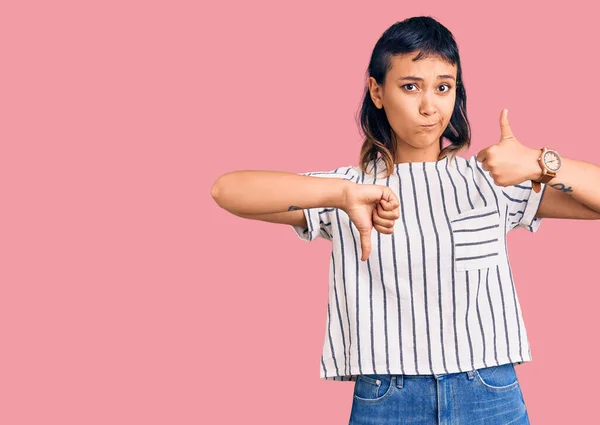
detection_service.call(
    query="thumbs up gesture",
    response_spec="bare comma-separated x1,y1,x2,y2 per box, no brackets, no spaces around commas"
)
476,109,542,186
342,184,400,262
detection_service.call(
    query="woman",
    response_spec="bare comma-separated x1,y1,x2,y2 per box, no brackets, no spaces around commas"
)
211,16,600,424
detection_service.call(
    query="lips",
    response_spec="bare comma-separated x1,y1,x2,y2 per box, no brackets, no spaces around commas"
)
420,122,439,130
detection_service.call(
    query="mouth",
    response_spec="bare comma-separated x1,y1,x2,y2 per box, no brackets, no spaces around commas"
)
420,122,439,131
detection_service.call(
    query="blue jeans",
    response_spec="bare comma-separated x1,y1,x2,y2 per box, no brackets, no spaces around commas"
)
349,363,529,424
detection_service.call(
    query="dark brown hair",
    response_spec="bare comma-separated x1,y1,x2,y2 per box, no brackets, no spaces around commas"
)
357,16,471,178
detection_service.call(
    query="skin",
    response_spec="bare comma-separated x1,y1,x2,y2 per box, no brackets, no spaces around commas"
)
368,51,458,164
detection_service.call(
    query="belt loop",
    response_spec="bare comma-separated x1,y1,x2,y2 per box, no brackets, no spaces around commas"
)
467,370,474,380
395,374,403,388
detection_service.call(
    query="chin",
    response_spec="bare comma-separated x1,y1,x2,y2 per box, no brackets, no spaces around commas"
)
396,131,441,149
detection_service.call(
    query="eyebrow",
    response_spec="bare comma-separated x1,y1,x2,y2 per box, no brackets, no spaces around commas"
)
398,75,456,81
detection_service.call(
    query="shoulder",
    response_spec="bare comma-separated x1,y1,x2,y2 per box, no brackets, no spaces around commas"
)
452,153,487,175
449,153,476,167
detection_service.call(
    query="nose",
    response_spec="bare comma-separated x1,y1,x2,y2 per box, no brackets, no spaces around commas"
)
419,92,437,117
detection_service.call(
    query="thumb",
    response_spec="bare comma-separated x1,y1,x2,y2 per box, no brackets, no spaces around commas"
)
476,146,489,163
359,226,372,262
499,108,513,140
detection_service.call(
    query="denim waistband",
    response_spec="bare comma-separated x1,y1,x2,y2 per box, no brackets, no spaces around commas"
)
375,370,476,388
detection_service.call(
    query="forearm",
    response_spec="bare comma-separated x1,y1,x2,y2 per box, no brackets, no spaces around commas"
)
211,170,353,215
525,150,600,213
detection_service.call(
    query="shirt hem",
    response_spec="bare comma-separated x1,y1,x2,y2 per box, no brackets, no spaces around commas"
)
319,353,532,381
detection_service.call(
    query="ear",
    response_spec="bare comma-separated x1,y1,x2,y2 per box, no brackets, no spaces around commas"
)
368,77,383,109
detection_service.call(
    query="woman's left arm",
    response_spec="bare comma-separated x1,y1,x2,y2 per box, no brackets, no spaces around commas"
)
524,154,600,220
477,109,600,220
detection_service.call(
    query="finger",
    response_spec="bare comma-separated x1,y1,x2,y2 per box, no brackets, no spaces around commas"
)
374,222,394,234
377,202,399,220
381,192,399,211
499,108,513,140
476,147,488,163
380,197,393,211
373,208,395,228
481,160,490,172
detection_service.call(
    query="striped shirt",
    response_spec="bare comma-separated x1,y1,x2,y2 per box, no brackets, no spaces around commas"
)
292,154,547,381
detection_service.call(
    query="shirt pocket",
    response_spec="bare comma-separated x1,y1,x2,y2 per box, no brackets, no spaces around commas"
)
450,205,501,272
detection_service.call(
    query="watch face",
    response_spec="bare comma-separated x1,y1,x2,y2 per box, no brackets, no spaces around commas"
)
543,150,562,171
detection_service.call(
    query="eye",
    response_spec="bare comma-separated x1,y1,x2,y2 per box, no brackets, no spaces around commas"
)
401,83,453,92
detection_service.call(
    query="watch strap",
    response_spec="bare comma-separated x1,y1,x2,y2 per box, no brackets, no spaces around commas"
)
535,172,556,184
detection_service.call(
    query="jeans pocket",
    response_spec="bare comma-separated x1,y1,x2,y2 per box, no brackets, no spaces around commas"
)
474,363,520,392
353,374,394,403
450,205,501,272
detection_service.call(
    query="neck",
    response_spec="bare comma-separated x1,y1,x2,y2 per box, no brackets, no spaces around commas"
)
394,138,442,164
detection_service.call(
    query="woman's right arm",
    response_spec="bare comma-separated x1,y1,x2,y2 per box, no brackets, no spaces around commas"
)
212,170,400,260
210,171,354,225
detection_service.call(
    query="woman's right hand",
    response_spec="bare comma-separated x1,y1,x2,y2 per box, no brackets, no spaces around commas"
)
342,183,400,262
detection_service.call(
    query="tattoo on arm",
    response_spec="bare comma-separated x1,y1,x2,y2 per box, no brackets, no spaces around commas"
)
550,183,574,194
288,205,302,211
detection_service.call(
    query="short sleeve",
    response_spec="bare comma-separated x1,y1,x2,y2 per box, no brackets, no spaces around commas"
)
500,180,548,233
291,165,357,242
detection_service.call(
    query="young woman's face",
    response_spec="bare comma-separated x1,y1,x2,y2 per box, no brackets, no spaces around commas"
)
369,52,457,152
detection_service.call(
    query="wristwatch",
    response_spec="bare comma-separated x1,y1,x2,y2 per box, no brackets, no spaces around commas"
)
531,147,562,193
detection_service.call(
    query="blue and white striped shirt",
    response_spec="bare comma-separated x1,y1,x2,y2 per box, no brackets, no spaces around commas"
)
292,154,547,381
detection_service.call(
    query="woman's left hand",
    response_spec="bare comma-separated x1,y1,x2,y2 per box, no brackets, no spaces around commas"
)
476,109,543,186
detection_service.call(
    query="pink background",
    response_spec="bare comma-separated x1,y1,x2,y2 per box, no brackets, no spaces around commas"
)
2,0,599,424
